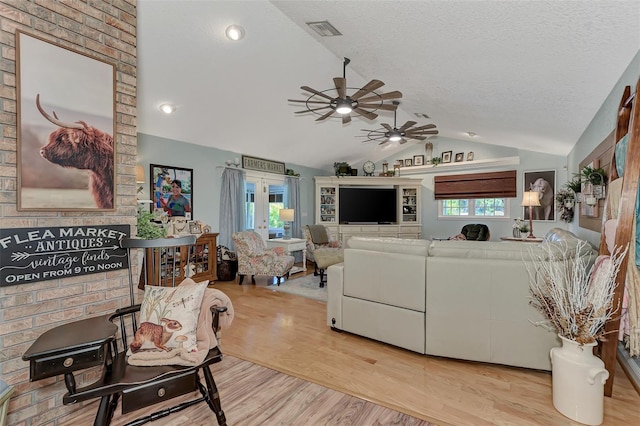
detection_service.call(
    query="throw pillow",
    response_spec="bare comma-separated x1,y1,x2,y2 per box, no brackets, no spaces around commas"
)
129,278,208,354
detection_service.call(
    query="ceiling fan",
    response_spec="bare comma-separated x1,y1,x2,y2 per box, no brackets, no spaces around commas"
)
359,101,439,144
288,57,402,124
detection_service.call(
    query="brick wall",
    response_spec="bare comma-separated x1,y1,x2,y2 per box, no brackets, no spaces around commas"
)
0,1,137,424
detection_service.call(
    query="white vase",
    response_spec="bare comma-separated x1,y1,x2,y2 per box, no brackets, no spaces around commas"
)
550,334,609,425
512,228,521,238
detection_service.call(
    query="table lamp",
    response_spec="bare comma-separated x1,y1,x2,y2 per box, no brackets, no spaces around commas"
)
279,208,295,240
521,191,541,238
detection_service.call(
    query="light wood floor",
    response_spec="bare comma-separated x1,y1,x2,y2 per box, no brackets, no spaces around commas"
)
214,271,640,426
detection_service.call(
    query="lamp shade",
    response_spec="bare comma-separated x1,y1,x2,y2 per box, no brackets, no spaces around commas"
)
136,165,145,184
521,191,541,207
279,209,295,222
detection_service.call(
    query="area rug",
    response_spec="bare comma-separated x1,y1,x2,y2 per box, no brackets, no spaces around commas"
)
272,273,327,302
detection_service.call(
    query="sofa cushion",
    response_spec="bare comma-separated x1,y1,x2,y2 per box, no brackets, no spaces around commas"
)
346,236,430,256
428,239,594,261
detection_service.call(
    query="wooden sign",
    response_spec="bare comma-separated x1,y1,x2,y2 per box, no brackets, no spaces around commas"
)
0,225,130,287
241,155,285,174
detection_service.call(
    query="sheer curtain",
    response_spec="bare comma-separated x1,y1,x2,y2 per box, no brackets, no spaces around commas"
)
219,168,245,249
286,176,302,239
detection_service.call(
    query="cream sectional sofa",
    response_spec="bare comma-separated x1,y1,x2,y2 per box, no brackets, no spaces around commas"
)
326,228,596,371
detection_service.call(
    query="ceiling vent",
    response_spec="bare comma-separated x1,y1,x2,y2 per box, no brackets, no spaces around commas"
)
306,21,342,37
414,112,430,119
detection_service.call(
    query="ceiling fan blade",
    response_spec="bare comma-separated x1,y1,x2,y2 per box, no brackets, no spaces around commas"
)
334,77,347,99
399,138,408,144
357,91,403,104
315,109,335,121
358,103,397,111
342,114,352,124
381,123,393,132
407,129,439,135
295,106,331,114
301,86,335,101
353,107,378,120
288,99,332,105
398,121,418,132
410,123,437,131
378,139,389,146
407,135,427,141
351,79,385,100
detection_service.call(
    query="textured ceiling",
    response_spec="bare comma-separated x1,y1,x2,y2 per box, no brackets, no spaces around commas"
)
137,0,640,170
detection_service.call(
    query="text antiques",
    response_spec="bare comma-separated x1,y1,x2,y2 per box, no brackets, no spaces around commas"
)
0,225,130,286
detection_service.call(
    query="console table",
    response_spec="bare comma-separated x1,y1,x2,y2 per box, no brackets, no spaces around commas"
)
266,238,307,275
500,236,544,243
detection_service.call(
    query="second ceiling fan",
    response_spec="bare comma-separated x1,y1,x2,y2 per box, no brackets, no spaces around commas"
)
288,58,402,124
360,101,439,144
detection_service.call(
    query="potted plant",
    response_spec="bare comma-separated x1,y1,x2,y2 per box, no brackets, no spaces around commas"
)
578,166,607,186
555,188,575,223
512,218,529,238
333,161,351,176
137,209,167,239
526,242,627,425
431,157,441,167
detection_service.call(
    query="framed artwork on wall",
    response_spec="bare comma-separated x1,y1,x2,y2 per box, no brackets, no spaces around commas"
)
16,30,116,211
150,164,193,218
455,152,464,162
523,170,556,221
413,155,424,166
405,158,413,167
467,152,475,161
442,151,452,163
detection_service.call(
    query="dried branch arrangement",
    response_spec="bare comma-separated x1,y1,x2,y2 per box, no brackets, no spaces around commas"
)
526,241,627,345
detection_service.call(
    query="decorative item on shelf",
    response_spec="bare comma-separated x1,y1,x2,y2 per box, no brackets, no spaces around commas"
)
467,151,474,161
521,191,541,238
431,156,441,166
333,162,351,177
404,158,412,167
285,168,300,177
413,155,424,166
224,158,241,167
441,151,452,163
512,218,529,238
393,163,401,176
555,188,575,223
425,141,433,164
363,160,375,176
526,241,628,425
279,208,294,240
382,160,388,174
566,177,583,203
454,152,464,162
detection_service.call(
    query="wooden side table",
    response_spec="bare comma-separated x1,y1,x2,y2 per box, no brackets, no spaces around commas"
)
266,238,307,274
500,236,544,243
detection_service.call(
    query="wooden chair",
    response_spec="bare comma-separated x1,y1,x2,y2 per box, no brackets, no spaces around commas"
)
23,235,228,426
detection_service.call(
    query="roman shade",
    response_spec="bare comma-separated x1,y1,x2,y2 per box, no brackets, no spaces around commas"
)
434,170,517,200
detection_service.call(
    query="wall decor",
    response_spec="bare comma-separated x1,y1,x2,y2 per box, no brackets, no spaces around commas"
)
413,155,424,166
395,159,404,167
455,152,464,162
404,158,413,167
242,155,285,174
17,30,116,211
442,151,452,163
467,152,475,161
523,170,556,221
0,225,130,287
150,164,193,217
189,221,202,234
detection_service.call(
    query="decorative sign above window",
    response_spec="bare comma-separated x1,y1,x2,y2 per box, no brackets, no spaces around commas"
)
0,225,130,287
241,155,285,174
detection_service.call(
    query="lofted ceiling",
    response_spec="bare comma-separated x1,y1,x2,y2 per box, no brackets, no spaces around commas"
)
137,0,640,171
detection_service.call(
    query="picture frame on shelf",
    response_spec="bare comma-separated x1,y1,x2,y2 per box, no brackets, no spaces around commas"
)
17,30,116,211
189,221,202,234
395,159,403,167
467,151,475,161
442,151,452,163
150,164,193,217
404,158,413,167
455,152,464,162
523,170,556,222
413,155,424,166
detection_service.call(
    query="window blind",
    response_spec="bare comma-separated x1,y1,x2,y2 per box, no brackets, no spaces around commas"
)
434,170,517,200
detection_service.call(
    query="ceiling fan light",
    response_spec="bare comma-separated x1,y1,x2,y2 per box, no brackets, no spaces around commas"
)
335,99,352,115
225,25,245,41
388,131,402,142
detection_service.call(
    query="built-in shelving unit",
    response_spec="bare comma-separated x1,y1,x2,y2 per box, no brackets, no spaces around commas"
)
314,176,423,243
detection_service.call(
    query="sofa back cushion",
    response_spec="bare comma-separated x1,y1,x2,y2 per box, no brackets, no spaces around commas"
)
346,237,429,256
428,239,595,261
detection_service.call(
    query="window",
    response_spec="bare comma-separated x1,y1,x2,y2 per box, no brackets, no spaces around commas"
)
268,192,284,229
439,198,508,218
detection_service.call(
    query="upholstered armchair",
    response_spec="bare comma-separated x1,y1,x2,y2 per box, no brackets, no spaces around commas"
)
460,223,490,241
231,230,295,285
303,225,343,286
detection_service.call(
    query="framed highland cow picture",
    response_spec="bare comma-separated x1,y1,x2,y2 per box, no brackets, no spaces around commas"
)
16,30,116,211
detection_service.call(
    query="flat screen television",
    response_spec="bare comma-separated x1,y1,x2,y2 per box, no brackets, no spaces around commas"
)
339,187,397,224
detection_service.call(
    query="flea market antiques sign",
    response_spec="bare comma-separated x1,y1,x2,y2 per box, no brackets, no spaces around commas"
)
241,155,285,174
0,225,130,287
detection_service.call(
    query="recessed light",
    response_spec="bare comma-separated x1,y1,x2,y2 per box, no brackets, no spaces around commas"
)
159,103,176,114
225,25,245,41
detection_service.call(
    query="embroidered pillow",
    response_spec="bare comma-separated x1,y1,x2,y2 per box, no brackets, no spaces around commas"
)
129,278,208,354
